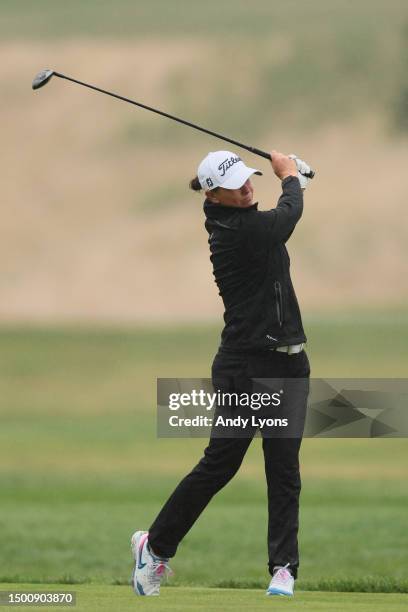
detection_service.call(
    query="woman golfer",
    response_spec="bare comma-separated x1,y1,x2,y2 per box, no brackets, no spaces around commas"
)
131,149,311,597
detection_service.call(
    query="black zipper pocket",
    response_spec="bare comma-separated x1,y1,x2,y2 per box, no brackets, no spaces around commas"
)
274,281,284,327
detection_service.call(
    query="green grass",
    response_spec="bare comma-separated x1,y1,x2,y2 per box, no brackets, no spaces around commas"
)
0,320,407,593
0,475,407,588
1,0,405,40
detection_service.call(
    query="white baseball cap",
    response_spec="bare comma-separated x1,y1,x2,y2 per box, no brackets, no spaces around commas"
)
197,150,262,191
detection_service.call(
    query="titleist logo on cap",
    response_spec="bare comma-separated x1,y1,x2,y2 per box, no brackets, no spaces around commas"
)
218,156,241,177
197,150,261,190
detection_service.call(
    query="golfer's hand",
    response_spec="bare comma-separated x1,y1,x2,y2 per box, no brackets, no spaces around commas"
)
270,150,297,181
288,154,311,190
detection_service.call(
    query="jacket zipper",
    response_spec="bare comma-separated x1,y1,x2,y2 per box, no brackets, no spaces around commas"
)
274,281,284,328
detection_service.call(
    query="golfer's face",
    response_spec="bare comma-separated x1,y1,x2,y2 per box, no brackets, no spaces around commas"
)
214,179,254,208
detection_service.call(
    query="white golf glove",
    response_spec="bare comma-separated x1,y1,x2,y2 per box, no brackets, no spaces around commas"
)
288,154,311,190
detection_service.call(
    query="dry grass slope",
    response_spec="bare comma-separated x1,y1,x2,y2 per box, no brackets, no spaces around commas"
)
2,40,408,322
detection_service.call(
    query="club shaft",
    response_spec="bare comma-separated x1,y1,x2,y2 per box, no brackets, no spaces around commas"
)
53,71,314,177
54,72,271,157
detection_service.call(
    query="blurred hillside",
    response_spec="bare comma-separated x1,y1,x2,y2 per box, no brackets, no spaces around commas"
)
1,0,407,323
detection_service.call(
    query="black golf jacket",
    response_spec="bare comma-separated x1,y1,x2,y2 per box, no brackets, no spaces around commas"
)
204,175,307,352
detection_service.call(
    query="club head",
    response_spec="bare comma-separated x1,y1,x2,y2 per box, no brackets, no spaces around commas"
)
32,69,55,90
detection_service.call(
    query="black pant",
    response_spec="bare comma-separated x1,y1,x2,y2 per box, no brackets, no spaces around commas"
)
148,348,310,579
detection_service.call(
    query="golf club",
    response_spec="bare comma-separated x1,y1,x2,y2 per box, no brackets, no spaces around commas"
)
32,69,315,178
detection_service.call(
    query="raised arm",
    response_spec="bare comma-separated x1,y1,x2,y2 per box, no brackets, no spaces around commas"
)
268,150,303,242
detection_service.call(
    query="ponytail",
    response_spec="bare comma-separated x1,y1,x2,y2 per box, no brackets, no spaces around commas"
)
189,176,202,191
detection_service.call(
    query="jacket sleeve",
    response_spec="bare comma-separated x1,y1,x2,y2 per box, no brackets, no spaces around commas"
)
248,176,303,242
269,175,304,241
242,176,303,250
244,176,303,257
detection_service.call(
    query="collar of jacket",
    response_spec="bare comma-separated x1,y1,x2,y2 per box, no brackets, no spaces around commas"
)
203,199,259,217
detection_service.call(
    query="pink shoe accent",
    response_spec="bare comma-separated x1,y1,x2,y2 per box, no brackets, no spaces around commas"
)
138,533,148,557
275,568,291,581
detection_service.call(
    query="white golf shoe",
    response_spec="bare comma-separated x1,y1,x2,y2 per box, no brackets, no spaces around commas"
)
266,563,294,596
131,530,173,596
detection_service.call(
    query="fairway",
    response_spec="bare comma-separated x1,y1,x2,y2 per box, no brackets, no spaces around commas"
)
1,585,408,612
0,321,407,596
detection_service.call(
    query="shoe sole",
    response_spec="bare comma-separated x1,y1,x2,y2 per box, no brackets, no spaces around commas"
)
131,530,149,596
266,588,293,596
